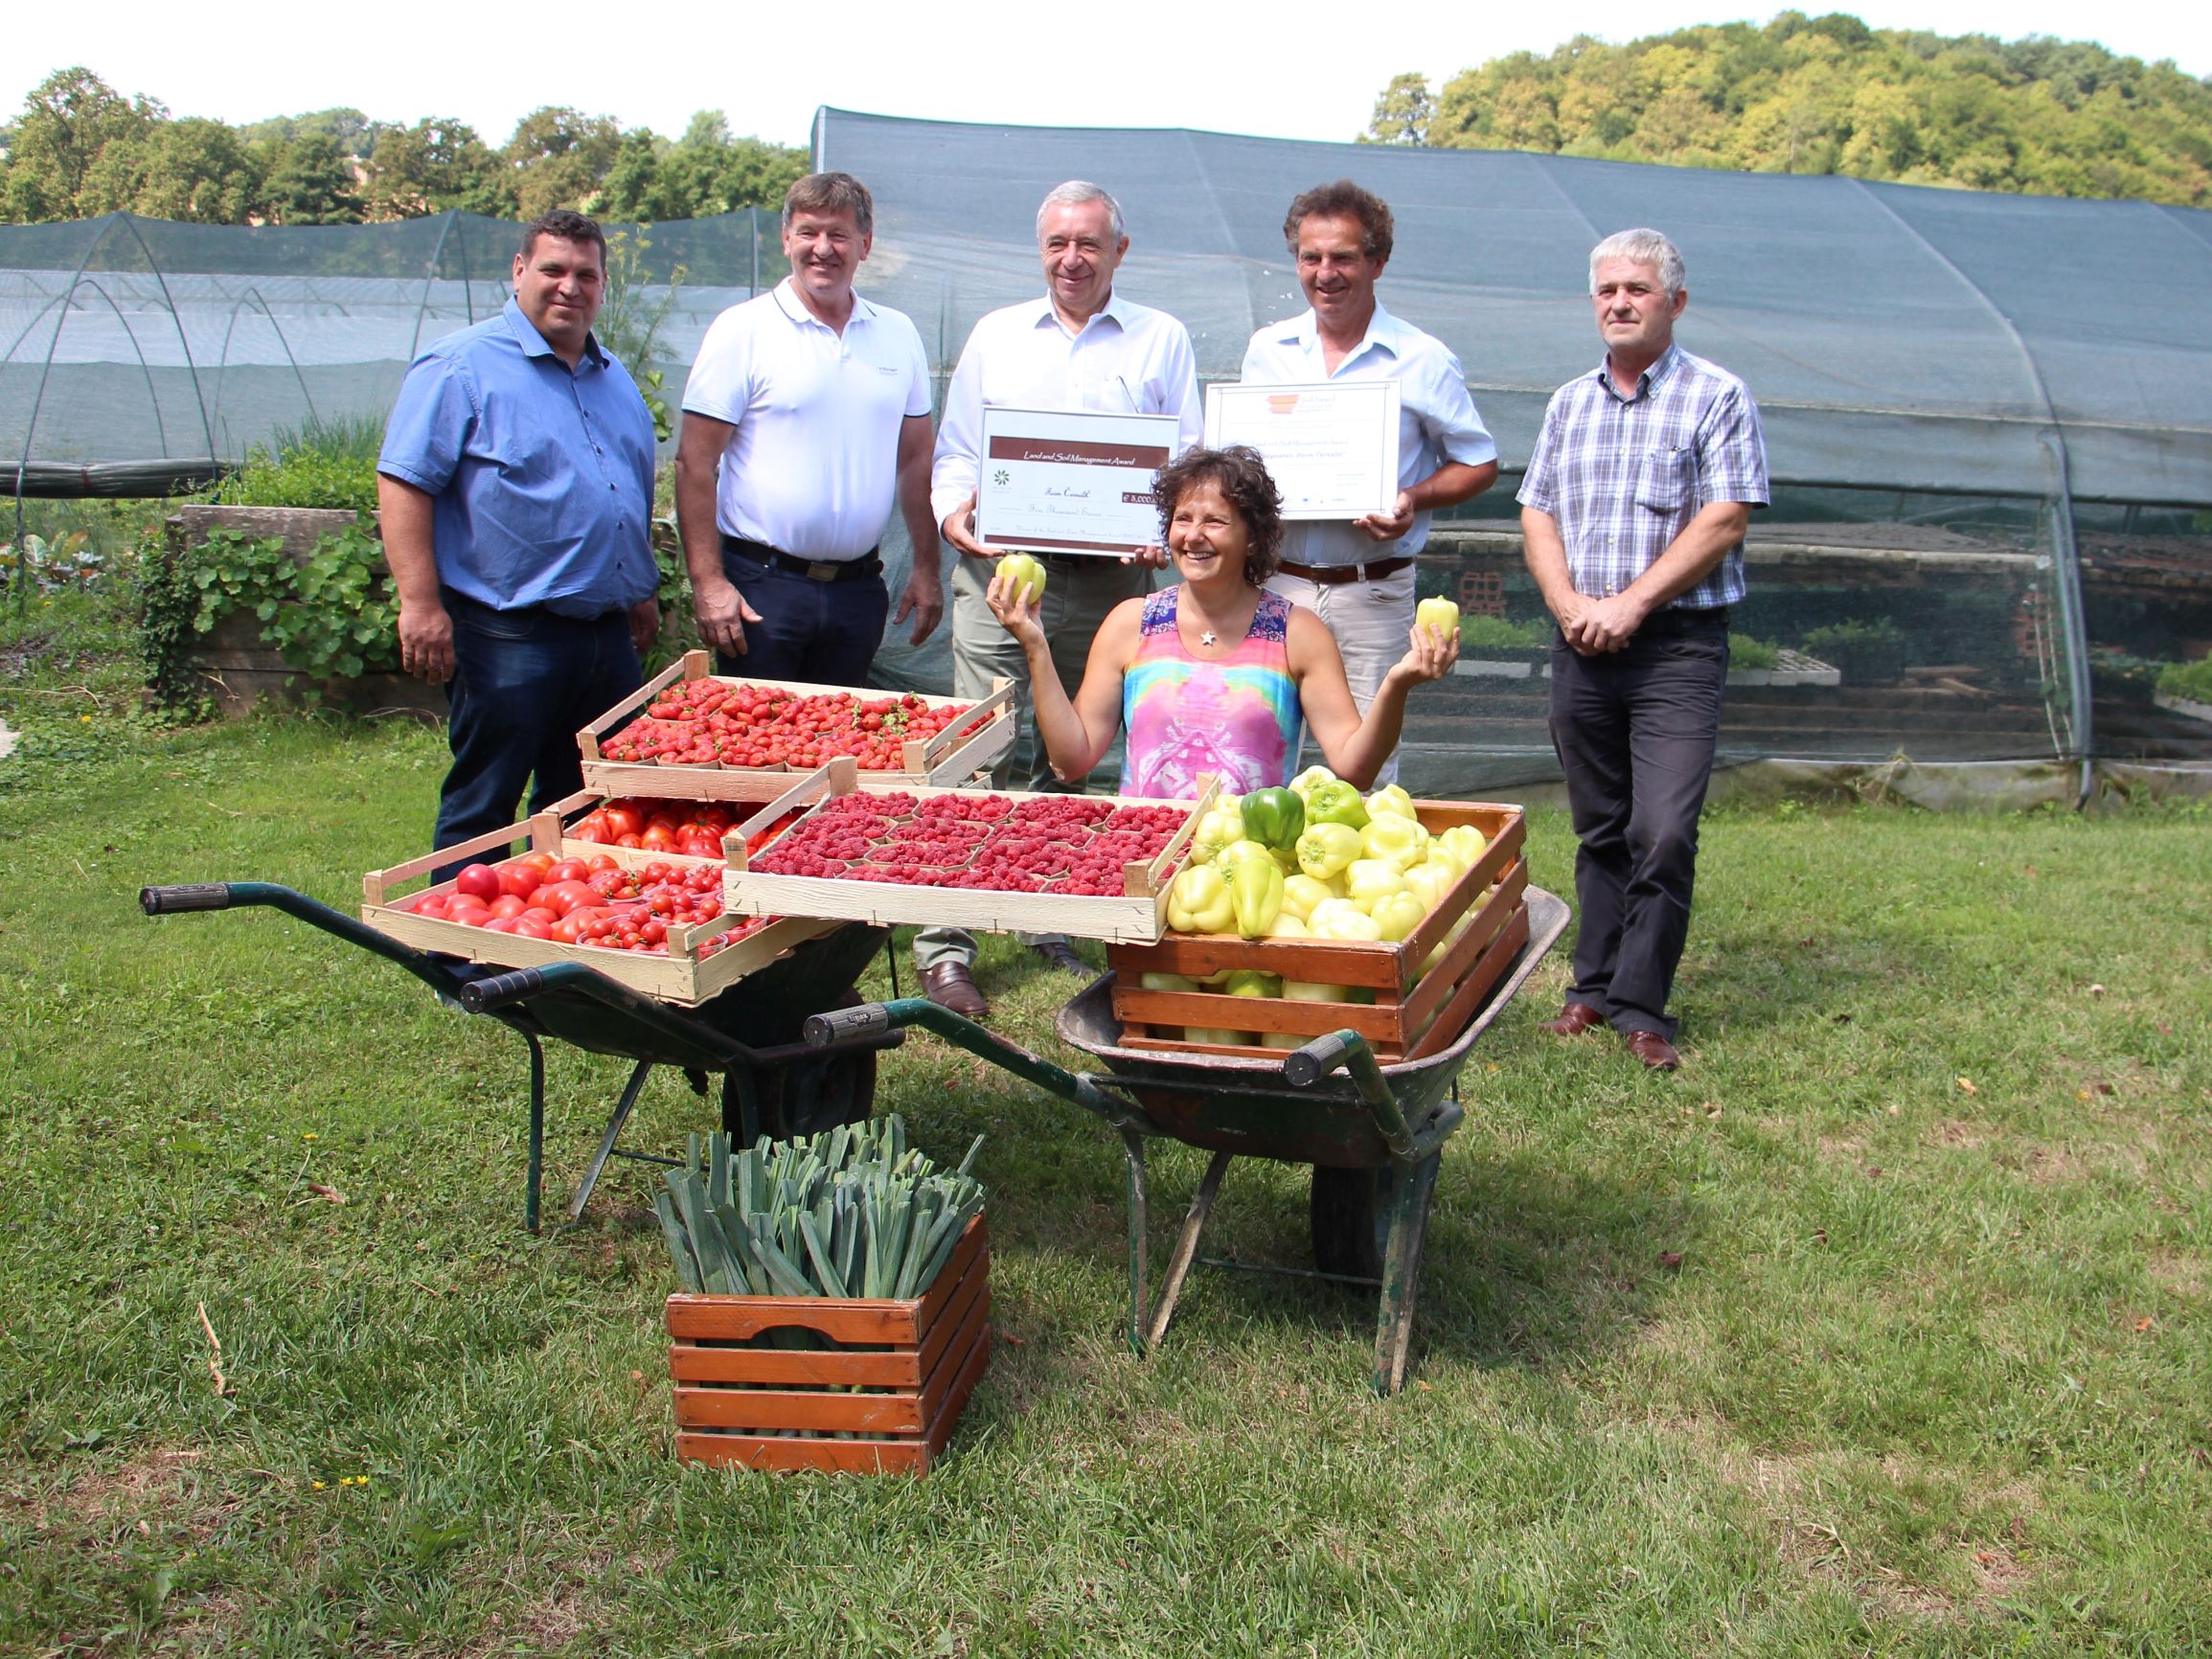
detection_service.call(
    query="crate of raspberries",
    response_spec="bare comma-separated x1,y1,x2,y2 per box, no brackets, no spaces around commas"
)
578,650,1014,802
720,758,1217,943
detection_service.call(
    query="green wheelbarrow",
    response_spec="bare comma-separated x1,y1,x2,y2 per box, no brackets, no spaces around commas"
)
804,888,1567,1394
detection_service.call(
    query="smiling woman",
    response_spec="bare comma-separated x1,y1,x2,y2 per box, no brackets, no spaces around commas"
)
983,444,1458,796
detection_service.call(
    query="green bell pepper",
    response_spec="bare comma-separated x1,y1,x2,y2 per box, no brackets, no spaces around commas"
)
1304,780,1370,831
1239,786,1306,852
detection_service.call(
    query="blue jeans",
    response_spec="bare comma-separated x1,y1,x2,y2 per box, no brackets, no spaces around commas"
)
435,592,642,860
715,549,889,686
1548,615,1729,1042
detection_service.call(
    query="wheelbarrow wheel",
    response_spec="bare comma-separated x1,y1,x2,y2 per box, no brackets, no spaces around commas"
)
1310,1164,1396,1283
754,989,881,1140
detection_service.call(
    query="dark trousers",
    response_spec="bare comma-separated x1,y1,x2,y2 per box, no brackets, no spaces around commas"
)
716,547,890,686
1547,616,1728,1042
435,592,642,860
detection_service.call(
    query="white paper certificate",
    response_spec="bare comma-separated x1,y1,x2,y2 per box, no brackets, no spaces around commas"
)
975,407,1179,556
1204,381,1401,520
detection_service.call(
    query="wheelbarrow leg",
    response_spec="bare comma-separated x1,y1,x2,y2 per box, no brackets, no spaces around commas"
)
1147,1149,1233,1351
1121,1128,1149,1355
568,1059,655,1223
524,1033,547,1235
1373,1150,1440,1396
720,1067,762,1148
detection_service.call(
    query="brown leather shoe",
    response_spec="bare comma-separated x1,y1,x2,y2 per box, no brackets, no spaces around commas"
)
1031,940,1090,977
923,962,988,1019
1540,1001,1608,1037
1624,1030,1681,1072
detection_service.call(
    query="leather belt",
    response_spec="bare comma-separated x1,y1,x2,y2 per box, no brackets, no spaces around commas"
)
1277,556,1413,586
722,534,882,583
1640,605,1730,636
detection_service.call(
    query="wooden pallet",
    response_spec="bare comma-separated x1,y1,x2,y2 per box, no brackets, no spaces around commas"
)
577,651,1015,802
359,796,834,1006
719,759,1217,944
666,1216,991,1475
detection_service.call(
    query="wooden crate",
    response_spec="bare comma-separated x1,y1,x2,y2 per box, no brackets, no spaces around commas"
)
577,651,1015,802
1106,802,1529,1061
666,1216,991,1475
719,759,1217,945
359,796,835,1006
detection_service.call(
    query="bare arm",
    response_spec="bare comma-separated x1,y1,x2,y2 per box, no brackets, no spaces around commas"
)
889,413,944,646
985,578,1137,783
377,474,452,683
1354,458,1500,543
1290,607,1457,789
1566,501,1751,654
673,410,763,656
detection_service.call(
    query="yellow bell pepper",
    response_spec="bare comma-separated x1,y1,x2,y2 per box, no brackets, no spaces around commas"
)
1280,873,1334,922
1343,858,1410,910
1140,971,1201,993
1402,860,1458,915
1185,1027,1254,1047
1282,979,1352,1002
1288,764,1338,802
1294,821,1361,881
1358,814,1429,873
1229,854,1285,939
1220,968,1282,998
1167,863,1236,935
1364,784,1417,822
1266,911,1311,939
1308,898,1384,942
1191,798,1246,864
1214,837,1275,876
1370,890,1427,943
1437,824,1488,868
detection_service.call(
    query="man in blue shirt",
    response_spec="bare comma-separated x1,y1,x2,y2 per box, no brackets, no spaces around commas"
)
378,209,660,853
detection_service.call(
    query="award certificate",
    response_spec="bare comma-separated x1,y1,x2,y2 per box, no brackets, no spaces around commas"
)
975,407,1179,556
1204,381,1401,520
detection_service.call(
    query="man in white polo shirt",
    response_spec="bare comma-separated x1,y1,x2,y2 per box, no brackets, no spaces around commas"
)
1242,179,1499,783
918,178,1203,1016
675,170,939,683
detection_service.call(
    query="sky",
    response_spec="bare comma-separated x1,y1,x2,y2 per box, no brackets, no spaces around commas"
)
10,0,2208,152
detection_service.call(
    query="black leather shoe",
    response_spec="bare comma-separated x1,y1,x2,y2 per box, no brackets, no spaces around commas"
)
1031,940,1090,977
923,962,988,1018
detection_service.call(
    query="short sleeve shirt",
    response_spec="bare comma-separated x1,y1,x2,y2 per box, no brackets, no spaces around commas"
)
1517,343,1768,610
378,298,658,617
682,281,932,561
1239,305,1498,567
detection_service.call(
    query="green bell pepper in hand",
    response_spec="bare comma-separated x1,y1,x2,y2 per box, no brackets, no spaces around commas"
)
1294,820,1361,881
1228,853,1285,939
1239,786,1306,852
1303,780,1369,831
1167,863,1237,935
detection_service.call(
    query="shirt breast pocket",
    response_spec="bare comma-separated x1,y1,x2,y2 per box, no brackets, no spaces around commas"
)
1635,444,1693,512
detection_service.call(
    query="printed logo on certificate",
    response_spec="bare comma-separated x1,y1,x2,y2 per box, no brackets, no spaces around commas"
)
1204,381,1400,520
976,407,1178,556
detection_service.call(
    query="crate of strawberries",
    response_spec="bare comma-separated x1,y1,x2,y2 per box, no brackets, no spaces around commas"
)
577,650,1014,803
720,758,1215,944
359,792,832,1006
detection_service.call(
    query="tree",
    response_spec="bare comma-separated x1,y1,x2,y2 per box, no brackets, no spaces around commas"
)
1363,74,1433,146
359,117,507,219
500,105,620,219
3,66,162,220
260,131,363,225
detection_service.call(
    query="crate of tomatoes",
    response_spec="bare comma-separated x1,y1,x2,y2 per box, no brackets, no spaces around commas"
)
718,758,1216,944
359,791,833,1006
577,650,1015,803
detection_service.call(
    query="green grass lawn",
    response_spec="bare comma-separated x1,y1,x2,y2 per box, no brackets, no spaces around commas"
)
2,715,2208,1655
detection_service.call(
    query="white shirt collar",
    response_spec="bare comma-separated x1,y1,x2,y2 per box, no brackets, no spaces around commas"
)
1028,287,1131,336
773,277,877,330
1276,301,1406,364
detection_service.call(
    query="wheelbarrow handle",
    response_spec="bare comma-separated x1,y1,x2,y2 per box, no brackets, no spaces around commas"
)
141,883,236,915
804,1004,892,1046
1282,1032,1355,1088
460,968,548,1014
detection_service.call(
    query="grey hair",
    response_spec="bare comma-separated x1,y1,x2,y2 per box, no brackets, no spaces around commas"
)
1036,180,1126,243
1589,228,1686,296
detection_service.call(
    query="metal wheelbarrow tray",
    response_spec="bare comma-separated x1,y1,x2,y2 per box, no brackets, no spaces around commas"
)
140,881,899,1232
805,888,1568,1393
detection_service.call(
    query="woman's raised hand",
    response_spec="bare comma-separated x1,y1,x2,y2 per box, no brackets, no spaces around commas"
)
1393,615,1461,685
985,569,1047,648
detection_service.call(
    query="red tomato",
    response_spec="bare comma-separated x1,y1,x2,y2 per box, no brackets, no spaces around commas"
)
511,918,553,940
533,880,599,918
615,832,643,849
583,853,618,874
483,917,520,934
496,862,542,899
489,894,528,920
412,894,451,919
454,864,502,902
545,857,591,885
604,806,644,839
677,830,721,859
520,906,559,927
640,826,678,853
571,810,613,842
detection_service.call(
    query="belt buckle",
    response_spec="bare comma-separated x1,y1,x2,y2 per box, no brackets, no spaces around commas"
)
805,560,840,582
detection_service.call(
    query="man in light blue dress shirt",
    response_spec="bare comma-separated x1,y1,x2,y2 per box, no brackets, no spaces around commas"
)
378,209,660,855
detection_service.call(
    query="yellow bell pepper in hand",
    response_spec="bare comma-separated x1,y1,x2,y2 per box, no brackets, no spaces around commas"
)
1167,863,1236,935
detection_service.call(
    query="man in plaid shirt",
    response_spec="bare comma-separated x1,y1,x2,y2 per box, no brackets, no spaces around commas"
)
1518,228,1768,1073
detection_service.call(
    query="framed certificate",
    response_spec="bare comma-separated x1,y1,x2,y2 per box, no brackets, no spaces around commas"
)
1204,381,1401,520
975,407,1179,556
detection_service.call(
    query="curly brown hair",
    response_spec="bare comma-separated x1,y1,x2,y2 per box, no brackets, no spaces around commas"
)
1283,179,1394,263
1152,445,1286,586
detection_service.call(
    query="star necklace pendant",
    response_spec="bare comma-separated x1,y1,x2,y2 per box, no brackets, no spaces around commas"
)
1198,629,1218,648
